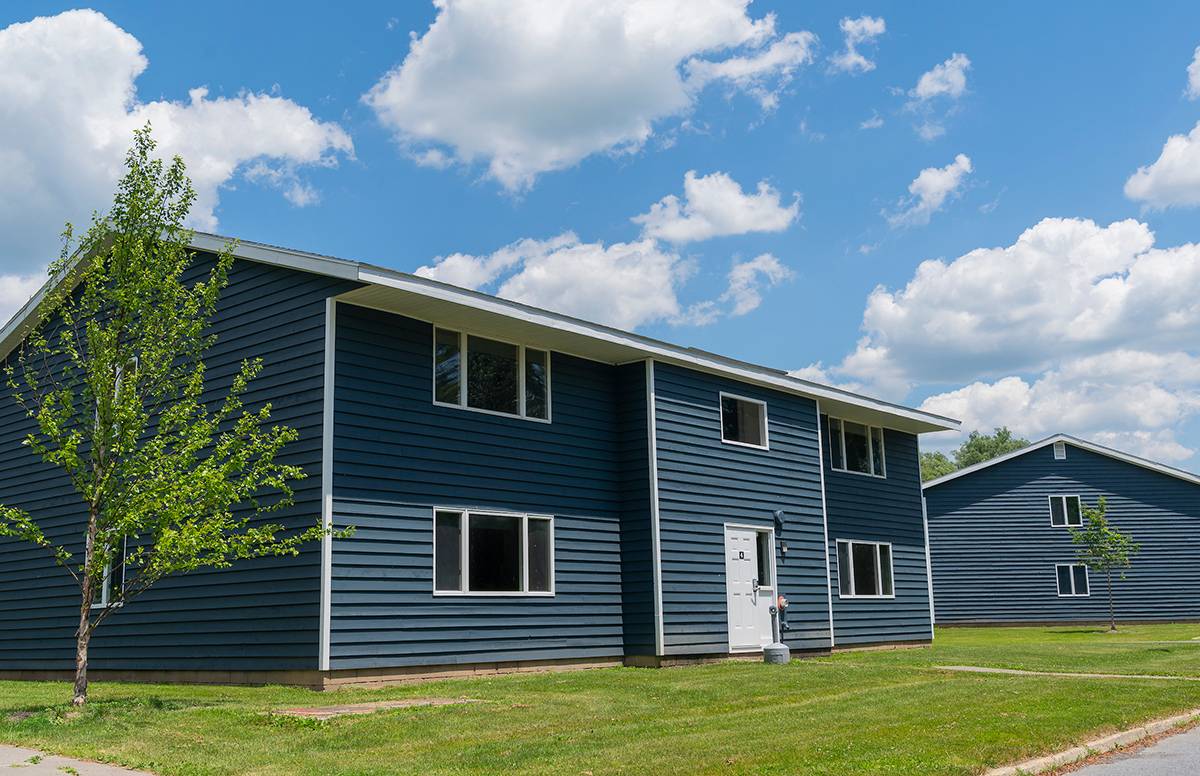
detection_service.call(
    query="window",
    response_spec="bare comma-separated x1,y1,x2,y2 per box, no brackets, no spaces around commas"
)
1053,441,1067,460
433,328,551,421
1056,563,1089,596
755,530,773,588
1049,495,1082,527
828,417,886,477
720,394,767,448
433,510,554,595
93,538,128,609
836,540,894,598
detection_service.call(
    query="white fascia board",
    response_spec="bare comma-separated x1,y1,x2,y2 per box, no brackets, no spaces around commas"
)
922,433,1200,490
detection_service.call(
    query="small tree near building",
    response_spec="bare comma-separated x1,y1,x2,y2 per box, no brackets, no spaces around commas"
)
0,126,335,706
1068,497,1140,632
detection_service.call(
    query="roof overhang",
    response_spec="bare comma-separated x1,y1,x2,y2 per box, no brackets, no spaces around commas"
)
0,231,960,435
923,433,1200,489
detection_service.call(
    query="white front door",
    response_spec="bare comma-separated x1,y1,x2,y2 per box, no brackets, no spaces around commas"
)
725,526,774,651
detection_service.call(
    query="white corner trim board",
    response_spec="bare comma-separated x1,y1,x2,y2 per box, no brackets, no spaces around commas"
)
319,298,336,673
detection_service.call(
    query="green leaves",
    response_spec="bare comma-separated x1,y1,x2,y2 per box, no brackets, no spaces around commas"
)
1068,496,1141,578
0,123,331,637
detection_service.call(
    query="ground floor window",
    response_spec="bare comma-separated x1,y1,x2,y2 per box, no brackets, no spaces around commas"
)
93,538,128,608
434,509,554,595
836,539,894,598
1056,563,1089,597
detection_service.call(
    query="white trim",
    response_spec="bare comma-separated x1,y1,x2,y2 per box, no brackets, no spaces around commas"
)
723,522,777,653
318,298,336,672
814,401,836,648
0,231,957,434
1055,563,1090,597
834,539,896,599
431,325,552,424
921,495,935,637
1048,494,1083,528
924,433,1200,490
431,508,555,597
646,359,665,657
827,416,887,478
718,392,769,450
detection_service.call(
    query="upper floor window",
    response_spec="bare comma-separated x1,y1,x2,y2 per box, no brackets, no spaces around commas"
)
828,417,886,477
1049,495,1082,527
720,393,768,449
434,509,554,596
1056,563,1089,597
836,539,894,598
433,327,550,421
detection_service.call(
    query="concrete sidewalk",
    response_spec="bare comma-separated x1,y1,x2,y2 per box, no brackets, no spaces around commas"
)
1074,724,1200,775
0,745,152,775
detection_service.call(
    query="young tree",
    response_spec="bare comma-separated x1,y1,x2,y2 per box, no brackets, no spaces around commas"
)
0,126,330,706
1068,497,1140,632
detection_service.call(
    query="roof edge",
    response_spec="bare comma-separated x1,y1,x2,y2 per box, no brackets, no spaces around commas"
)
922,433,1200,489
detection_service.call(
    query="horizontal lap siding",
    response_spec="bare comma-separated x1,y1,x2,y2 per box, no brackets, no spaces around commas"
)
329,304,627,669
926,444,1200,623
653,363,830,655
823,419,932,645
0,255,354,671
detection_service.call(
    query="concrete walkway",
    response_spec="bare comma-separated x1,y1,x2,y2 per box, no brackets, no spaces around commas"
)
1074,724,1200,775
0,745,152,775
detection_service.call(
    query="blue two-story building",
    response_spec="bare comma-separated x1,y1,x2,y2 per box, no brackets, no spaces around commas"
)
0,235,958,687
924,434,1200,625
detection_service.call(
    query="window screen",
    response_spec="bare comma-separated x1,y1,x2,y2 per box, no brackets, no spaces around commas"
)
467,336,519,415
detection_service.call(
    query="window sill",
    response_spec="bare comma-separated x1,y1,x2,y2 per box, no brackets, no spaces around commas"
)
1056,594,1090,598
831,467,886,480
433,590,556,598
837,594,896,600
432,399,552,424
721,438,770,451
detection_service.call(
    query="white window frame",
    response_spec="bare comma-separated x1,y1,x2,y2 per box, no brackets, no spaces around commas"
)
1056,563,1090,597
431,327,552,423
828,417,887,478
92,537,128,609
718,392,769,450
432,509,556,597
1053,441,1067,460
835,539,895,599
1048,494,1083,528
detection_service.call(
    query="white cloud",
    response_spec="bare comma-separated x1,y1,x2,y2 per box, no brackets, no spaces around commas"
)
885,154,973,227
803,216,1200,461
910,52,970,101
0,270,48,326
919,351,1200,461
0,10,352,273
1187,45,1200,100
1124,121,1200,209
829,15,885,74
860,112,884,130
363,0,817,190
720,254,793,316
415,234,791,330
904,53,969,140
632,170,799,243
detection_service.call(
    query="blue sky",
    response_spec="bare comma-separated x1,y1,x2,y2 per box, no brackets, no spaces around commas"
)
2,1,1200,461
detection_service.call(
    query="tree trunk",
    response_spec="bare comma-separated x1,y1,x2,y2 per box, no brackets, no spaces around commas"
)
73,507,99,706
1106,570,1116,632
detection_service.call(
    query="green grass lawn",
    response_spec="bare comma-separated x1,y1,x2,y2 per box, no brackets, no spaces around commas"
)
1,626,1199,775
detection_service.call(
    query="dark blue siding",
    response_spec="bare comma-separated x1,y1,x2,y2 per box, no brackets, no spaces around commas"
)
652,363,831,655
329,303,629,669
821,417,932,645
925,443,1200,623
0,254,354,671
616,362,656,657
